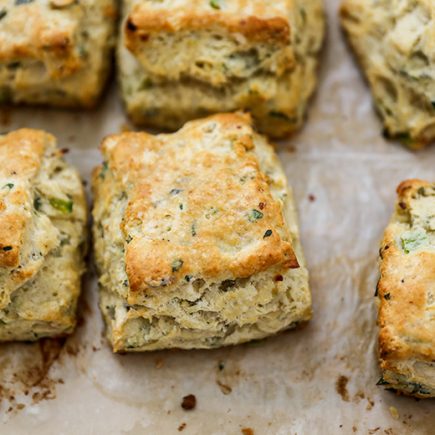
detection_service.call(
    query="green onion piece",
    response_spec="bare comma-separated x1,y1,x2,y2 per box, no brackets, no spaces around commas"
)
50,197,73,214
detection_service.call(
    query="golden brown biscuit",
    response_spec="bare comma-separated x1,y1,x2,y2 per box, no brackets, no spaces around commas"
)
92,113,311,352
0,0,117,107
377,179,435,397
341,0,435,149
118,0,325,138
0,129,87,341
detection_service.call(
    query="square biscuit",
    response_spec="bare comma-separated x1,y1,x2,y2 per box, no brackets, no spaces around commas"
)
340,0,435,149
377,180,435,398
118,0,325,138
0,129,87,341
92,113,311,352
0,0,117,108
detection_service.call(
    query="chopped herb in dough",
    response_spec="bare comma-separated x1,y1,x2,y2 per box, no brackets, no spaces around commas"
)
248,209,263,222
263,229,273,238
49,197,73,214
400,230,427,254
210,0,221,10
172,259,183,272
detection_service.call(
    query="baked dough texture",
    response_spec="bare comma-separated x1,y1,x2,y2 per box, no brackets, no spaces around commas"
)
118,0,325,138
341,0,435,149
377,180,435,398
0,0,116,108
92,113,311,352
0,129,87,341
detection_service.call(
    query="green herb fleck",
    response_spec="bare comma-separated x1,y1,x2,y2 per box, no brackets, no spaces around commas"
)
2,246,12,251
179,203,184,210
0,9,7,20
60,234,71,246
15,0,34,4
432,101,435,109
384,293,391,300
191,223,197,237
417,187,427,197
184,275,192,282
210,0,220,9
410,383,432,395
218,361,225,371
205,207,219,219
99,161,108,179
170,188,182,196
126,235,133,244
172,259,183,272
376,377,388,386
248,209,263,222
49,197,73,214
2,183,13,190
263,229,273,238
34,196,42,211
374,279,380,297
401,230,427,254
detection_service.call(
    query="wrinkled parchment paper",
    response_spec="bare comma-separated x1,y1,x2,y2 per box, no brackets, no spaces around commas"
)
0,1,434,433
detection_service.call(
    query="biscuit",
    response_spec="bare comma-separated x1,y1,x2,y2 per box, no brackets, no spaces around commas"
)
341,0,435,149
0,129,87,341
92,113,311,352
0,0,116,108
117,0,325,138
377,179,435,398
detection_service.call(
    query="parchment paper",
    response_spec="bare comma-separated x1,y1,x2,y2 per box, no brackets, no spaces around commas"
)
0,1,434,433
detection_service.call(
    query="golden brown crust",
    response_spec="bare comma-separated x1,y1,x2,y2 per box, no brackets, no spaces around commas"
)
97,113,298,301
0,5,82,78
378,179,435,365
0,0,117,107
126,7,290,49
340,0,434,147
0,129,49,269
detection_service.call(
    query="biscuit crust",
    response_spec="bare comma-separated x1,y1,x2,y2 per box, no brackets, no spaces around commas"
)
93,113,311,351
0,129,87,341
118,0,325,138
0,0,116,107
341,0,435,148
378,179,435,397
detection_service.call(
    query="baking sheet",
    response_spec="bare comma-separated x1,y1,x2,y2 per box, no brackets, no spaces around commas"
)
0,1,434,433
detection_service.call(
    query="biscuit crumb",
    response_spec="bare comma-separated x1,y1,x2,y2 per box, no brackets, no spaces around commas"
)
308,194,316,202
389,406,399,420
178,422,186,432
336,375,350,402
241,429,254,435
217,380,232,395
181,394,196,411
155,358,164,369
